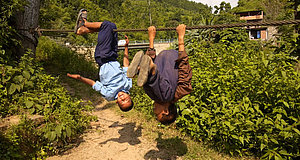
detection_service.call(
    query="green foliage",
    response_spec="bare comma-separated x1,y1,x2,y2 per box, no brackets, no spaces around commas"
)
275,29,299,57
130,79,154,119
0,52,95,158
214,28,249,45
0,116,45,159
36,36,98,79
233,0,291,21
0,0,25,60
39,0,212,41
176,29,300,159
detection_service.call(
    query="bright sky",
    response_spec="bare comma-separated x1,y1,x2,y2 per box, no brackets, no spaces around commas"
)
190,0,239,8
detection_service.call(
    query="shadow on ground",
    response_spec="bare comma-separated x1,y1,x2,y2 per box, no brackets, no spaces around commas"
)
93,101,116,112
144,132,188,160
99,121,142,145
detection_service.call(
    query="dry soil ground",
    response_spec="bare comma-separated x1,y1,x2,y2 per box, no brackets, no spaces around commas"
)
47,100,182,160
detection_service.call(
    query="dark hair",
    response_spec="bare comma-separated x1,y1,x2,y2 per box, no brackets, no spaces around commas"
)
159,103,177,125
118,99,134,112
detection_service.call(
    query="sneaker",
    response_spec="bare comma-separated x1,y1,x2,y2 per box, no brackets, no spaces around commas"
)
137,55,151,87
127,50,144,78
74,9,87,34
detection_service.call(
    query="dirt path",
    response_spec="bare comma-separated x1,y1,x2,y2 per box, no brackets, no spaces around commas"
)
47,100,181,160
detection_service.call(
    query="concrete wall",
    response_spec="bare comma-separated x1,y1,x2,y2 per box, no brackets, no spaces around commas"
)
267,26,278,41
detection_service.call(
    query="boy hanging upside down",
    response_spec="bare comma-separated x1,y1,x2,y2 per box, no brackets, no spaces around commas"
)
127,24,193,124
67,9,138,112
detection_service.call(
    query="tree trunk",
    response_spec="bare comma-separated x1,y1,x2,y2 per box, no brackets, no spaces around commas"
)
15,0,40,57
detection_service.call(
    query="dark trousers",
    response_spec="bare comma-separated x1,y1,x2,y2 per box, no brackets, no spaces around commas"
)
94,21,118,67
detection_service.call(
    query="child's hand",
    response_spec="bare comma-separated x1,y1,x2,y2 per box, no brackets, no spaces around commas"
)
125,35,129,46
67,73,81,79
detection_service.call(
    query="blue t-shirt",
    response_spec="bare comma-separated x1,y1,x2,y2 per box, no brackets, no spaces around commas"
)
92,61,132,101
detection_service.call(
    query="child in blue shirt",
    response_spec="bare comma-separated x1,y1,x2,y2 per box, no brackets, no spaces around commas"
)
67,9,139,111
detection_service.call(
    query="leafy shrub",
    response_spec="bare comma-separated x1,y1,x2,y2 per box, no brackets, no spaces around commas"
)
176,29,300,159
0,53,95,159
0,0,25,61
0,117,45,159
36,36,98,79
130,79,154,118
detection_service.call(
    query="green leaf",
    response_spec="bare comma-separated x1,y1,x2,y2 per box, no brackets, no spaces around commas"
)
55,125,63,137
49,131,56,141
263,59,268,67
182,109,192,115
13,75,23,83
239,136,244,145
178,102,186,110
25,81,33,87
30,108,35,114
66,126,71,137
36,104,43,111
281,71,286,79
274,155,281,160
8,83,17,94
23,70,30,79
234,70,238,76
260,143,266,151
264,119,274,125
25,100,34,108
45,131,51,139
224,121,231,128
231,135,239,140
292,128,300,135
279,149,291,156
283,101,289,108
276,114,282,120
15,84,21,92
270,138,279,144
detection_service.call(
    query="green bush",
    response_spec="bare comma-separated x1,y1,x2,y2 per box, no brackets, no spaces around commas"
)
176,29,300,159
0,53,95,159
130,79,154,118
0,0,25,61
36,36,98,79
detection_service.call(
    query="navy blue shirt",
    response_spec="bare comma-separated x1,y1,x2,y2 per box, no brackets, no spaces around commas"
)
143,50,179,102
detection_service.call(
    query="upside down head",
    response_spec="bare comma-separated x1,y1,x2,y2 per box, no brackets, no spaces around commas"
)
154,101,177,125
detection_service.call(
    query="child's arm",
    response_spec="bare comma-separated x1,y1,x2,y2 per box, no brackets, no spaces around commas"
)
67,73,95,86
123,35,130,67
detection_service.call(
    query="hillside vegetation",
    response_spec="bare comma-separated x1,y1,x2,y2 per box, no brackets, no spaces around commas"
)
39,0,212,43
1,0,299,159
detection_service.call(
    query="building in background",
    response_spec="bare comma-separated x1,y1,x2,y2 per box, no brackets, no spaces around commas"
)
236,10,277,41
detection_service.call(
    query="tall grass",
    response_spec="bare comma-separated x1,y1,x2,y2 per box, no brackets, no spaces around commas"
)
36,36,98,79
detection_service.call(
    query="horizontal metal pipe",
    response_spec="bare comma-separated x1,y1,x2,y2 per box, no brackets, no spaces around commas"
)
17,19,300,33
